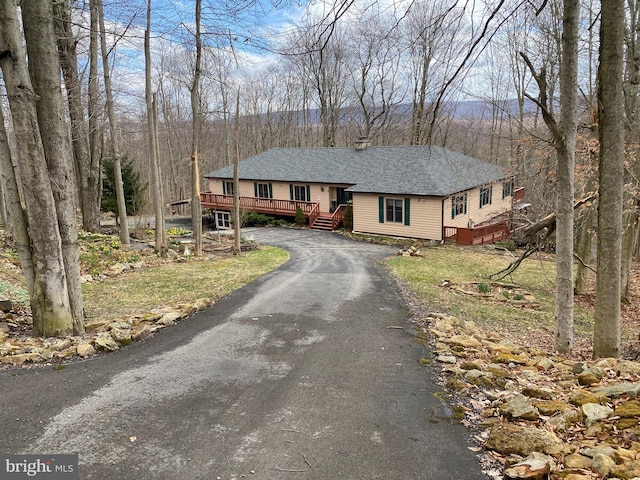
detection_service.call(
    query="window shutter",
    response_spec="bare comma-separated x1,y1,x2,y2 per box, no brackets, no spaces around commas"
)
489,185,493,205
253,182,258,197
464,193,467,214
222,181,227,195
451,198,455,219
404,198,410,226
378,197,384,223
289,184,293,200
268,183,273,198
306,185,311,202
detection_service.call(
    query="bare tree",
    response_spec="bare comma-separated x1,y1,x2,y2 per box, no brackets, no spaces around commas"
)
190,0,203,255
594,0,625,358
0,0,75,336
54,0,101,233
96,0,129,244
145,0,166,252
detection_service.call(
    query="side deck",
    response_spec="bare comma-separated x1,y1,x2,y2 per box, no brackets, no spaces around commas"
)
200,193,346,231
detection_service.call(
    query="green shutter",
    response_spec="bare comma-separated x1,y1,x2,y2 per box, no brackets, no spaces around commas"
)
289,184,293,200
268,183,273,198
253,182,258,197
404,198,410,226
378,197,384,223
489,185,493,205
463,193,467,214
451,197,455,219
306,185,311,202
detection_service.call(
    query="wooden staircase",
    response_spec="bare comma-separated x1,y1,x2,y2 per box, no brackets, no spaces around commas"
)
311,213,334,231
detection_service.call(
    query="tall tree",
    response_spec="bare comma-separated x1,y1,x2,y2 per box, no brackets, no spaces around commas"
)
594,0,625,358
190,0,203,256
554,0,579,353
0,0,75,336
96,0,129,244
518,0,579,353
22,0,84,334
145,0,166,252
54,0,101,233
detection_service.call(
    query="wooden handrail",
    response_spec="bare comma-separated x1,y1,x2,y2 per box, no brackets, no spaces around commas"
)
443,221,510,245
201,192,319,217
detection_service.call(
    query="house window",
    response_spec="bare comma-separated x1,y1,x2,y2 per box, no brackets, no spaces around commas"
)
479,186,493,208
223,181,234,195
379,197,410,225
291,184,310,201
502,179,514,199
451,193,467,219
254,182,272,199
386,198,403,223
216,212,231,229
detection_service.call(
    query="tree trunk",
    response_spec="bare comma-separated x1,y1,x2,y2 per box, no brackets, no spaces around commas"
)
88,0,102,217
190,0,203,256
0,95,36,304
234,89,241,255
553,0,579,354
594,0,625,358
54,0,101,233
96,0,129,244
0,0,74,337
145,0,166,252
22,0,85,335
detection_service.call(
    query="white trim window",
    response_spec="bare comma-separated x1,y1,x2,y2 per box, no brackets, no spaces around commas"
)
216,212,231,229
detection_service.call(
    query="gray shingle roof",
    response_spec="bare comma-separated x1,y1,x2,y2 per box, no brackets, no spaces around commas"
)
204,146,510,197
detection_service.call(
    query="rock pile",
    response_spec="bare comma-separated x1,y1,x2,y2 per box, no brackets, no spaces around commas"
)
397,245,426,257
418,313,640,480
0,298,212,367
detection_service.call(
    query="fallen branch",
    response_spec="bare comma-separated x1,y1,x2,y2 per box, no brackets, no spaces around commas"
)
515,193,597,242
574,252,597,273
489,246,539,281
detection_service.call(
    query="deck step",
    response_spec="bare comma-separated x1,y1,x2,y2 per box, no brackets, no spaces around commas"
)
311,217,334,230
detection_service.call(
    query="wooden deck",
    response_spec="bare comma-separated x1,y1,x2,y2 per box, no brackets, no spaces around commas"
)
200,192,345,230
443,221,510,245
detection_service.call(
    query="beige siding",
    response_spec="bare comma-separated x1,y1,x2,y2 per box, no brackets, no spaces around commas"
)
352,193,443,240
206,178,335,213
444,180,513,228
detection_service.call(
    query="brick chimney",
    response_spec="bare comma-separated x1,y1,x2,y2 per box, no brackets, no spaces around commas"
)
354,136,371,151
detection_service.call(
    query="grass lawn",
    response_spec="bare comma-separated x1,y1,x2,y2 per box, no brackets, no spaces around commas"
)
387,245,599,345
83,246,288,321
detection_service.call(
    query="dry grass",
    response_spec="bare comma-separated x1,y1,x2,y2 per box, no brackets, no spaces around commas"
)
82,247,288,321
386,244,638,359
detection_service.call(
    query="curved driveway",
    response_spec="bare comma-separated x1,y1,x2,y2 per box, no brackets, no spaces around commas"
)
0,229,487,479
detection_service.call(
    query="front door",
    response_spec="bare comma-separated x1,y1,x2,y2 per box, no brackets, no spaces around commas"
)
336,188,352,205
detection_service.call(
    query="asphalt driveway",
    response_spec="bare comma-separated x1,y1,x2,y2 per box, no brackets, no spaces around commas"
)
0,228,487,479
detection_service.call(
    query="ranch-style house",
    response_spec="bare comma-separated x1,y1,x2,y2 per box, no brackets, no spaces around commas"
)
201,142,522,245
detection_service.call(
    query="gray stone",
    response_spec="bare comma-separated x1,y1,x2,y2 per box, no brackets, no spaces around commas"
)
485,424,561,456
581,403,613,427
156,311,182,326
76,343,96,358
110,328,132,346
591,453,615,476
501,394,538,421
94,333,119,352
592,382,640,399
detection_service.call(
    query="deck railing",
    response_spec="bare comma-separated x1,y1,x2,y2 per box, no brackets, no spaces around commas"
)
200,193,319,216
331,204,346,230
443,221,510,245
